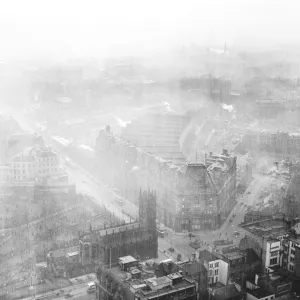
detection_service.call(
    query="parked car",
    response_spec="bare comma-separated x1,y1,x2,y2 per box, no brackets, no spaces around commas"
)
65,294,73,298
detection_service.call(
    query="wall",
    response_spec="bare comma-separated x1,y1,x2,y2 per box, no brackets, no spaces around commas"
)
207,259,228,285
218,259,229,285
242,131,300,157
5,148,60,182
265,240,280,269
287,240,298,273
0,165,8,180
246,292,275,300
295,245,300,277
95,129,237,232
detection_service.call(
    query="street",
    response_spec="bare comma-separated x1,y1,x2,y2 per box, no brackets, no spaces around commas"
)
0,102,275,300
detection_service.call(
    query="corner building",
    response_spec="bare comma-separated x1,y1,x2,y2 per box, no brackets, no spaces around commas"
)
95,121,237,232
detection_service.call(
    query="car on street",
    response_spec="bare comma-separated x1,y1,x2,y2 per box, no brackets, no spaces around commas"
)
87,282,96,293
234,231,240,236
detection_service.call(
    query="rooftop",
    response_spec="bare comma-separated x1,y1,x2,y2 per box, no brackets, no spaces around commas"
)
103,264,155,283
222,251,245,261
11,145,58,162
66,251,79,257
288,235,300,244
120,113,189,166
199,249,219,262
211,284,244,300
180,261,207,276
246,287,274,299
48,246,79,259
240,219,289,239
137,276,195,297
145,276,172,287
99,265,195,298
119,255,137,265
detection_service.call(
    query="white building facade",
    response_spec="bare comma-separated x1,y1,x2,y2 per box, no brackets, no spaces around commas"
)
206,259,229,285
0,136,64,182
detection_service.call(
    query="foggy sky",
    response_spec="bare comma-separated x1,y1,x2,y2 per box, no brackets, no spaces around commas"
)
0,0,299,60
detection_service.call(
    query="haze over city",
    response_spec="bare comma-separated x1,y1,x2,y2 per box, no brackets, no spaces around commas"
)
0,0,300,60
2,1,300,300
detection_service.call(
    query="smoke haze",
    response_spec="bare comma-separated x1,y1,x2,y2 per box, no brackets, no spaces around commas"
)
0,0,300,61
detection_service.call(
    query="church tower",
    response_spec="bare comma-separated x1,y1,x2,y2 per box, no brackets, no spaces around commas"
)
139,189,157,232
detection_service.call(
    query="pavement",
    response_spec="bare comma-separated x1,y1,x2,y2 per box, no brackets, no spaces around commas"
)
6,273,96,300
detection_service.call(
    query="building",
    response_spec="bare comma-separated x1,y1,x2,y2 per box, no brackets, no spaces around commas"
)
134,274,197,300
221,251,247,283
281,226,300,274
241,130,300,158
180,261,208,299
209,283,245,300
2,136,63,182
239,217,300,277
79,190,158,266
95,123,237,232
154,258,179,277
246,280,275,300
96,261,197,300
47,245,80,277
198,250,229,285
179,75,232,103
246,271,292,300
239,218,289,270
236,155,253,192
283,163,300,221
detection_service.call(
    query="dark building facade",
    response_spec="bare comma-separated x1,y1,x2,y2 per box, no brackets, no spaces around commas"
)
180,75,232,103
242,130,300,158
95,127,237,232
79,190,158,266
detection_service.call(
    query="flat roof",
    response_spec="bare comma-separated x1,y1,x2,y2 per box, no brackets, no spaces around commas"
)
247,288,274,298
222,252,245,261
139,277,195,298
167,273,182,280
287,235,300,244
146,276,172,287
66,251,79,257
119,255,137,264
240,219,289,238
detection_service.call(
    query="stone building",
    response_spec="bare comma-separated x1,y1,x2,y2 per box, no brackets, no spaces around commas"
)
95,123,237,232
180,75,232,103
242,130,300,158
79,190,158,266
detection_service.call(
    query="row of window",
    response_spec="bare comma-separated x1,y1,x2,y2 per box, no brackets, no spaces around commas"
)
209,262,219,269
269,258,278,265
291,242,297,249
11,162,58,168
9,168,58,174
270,251,279,257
